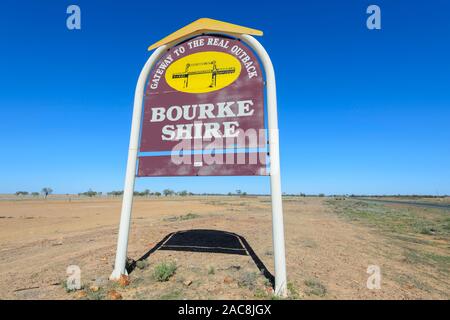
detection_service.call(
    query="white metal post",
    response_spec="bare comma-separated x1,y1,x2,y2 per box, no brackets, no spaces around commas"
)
110,45,168,280
239,34,288,296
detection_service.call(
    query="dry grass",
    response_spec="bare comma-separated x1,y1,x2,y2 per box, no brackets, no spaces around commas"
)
0,196,449,299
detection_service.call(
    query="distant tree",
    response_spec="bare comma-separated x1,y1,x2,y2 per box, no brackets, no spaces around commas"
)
41,187,53,199
15,191,29,196
318,193,325,197
178,190,188,196
242,192,247,196
132,189,150,196
236,190,242,195
31,192,40,197
163,189,174,196
80,189,97,197
154,192,161,197
228,192,232,196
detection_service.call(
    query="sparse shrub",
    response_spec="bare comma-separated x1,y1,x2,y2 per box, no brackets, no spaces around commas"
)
136,260,149,270
420,227,436,235
287,282,300,299
254,288,268,298
164,213,200,222
153,261,177,282
208,266,215,275
238,272,258,290
85,286,105,300
181,213,199,220
62,280,73,293
159,289,182,300
163,216,178,222
404,250,422,264
442,218,450,231
304,279,327,296
263,278,272,287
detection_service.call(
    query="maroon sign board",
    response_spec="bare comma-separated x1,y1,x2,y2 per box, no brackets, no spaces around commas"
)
137,35,267,176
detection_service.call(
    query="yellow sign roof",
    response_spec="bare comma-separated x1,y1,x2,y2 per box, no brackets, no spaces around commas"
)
148,18,263,51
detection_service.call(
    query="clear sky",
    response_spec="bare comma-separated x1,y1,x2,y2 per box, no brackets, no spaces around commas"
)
1,1,449,195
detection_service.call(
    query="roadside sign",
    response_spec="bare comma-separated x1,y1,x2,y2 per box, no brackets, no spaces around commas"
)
110,18,288,297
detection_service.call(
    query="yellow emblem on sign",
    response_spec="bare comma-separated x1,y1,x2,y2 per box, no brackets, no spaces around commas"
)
165,51,241,93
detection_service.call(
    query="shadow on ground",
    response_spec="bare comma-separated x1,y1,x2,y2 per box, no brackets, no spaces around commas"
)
127,229,275,287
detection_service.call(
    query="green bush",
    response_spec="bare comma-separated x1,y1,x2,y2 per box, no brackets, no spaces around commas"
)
304,279,327,297
208,266,215,275
153,262,177,282
238,272,258,290
136,260,149,270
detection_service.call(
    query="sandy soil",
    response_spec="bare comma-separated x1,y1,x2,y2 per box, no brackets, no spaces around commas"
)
0,196,448,300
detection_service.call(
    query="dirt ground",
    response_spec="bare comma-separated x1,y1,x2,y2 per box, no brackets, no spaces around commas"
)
0,196,448,300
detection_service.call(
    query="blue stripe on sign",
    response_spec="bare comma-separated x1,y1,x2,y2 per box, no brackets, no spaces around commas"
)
138,147,268,157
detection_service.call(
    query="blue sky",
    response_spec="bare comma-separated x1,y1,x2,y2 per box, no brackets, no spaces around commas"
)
0,1,449,195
